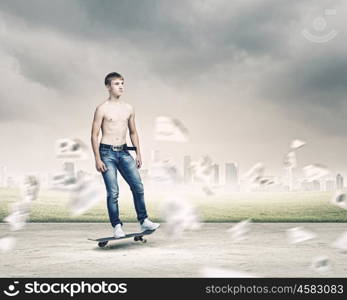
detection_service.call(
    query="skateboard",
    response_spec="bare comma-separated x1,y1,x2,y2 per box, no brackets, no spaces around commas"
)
89,229,156,248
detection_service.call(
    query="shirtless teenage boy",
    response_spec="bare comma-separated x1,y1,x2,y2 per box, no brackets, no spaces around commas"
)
91,72,159,238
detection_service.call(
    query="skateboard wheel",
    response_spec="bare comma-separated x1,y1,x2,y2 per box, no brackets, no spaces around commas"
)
134,236,144,242
98,241,108,248
142,239,147,243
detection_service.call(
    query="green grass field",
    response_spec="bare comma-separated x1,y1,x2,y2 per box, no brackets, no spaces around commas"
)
1,188,347,222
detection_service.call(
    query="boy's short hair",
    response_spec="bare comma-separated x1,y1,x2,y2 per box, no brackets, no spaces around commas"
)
104,72,124,86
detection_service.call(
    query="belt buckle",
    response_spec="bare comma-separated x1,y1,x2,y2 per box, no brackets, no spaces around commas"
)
112,145,122,151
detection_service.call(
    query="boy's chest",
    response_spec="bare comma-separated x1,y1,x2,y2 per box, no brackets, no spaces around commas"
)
104,106,131,123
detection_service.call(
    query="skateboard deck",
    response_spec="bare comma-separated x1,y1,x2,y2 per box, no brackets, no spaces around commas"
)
89,229,156,247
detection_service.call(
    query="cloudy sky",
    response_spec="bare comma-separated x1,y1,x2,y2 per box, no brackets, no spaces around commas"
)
0,0,346,180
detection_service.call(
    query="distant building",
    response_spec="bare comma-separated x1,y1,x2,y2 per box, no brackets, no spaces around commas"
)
325,180,335,191
63,161,75,179
312,180,321,191
300,180,321,191
336,174,344,190
225,162,238,186
6,176,16,188
183,155,192,184
301,180,312,191
212,164,219,185
286,168,294,191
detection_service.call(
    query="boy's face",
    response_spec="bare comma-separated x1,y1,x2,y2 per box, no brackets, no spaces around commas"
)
107,78,124,97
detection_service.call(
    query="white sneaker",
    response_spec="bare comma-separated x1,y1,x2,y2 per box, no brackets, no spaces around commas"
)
113,224,126,238
140,218,160,231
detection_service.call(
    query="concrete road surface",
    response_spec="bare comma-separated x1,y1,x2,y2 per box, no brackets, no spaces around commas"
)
0,223,346,277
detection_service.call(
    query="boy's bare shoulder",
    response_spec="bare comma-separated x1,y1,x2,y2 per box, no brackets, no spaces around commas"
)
124,102,134,114
95,101,109,113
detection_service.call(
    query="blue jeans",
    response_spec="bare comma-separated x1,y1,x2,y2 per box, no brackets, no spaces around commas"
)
99,143,148,227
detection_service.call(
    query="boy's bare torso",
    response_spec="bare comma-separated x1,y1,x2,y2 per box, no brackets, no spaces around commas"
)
100,100,133,146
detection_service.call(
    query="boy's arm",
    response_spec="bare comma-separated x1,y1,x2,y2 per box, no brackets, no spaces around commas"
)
128,107,142,159
91,106,104,162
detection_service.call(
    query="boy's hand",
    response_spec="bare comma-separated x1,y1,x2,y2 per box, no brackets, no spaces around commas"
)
95,159,107,173
136,155,142,169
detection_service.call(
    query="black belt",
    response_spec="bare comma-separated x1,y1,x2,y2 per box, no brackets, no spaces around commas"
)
99,143,137,151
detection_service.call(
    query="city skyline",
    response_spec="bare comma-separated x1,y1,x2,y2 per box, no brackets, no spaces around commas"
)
1,154,345,192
